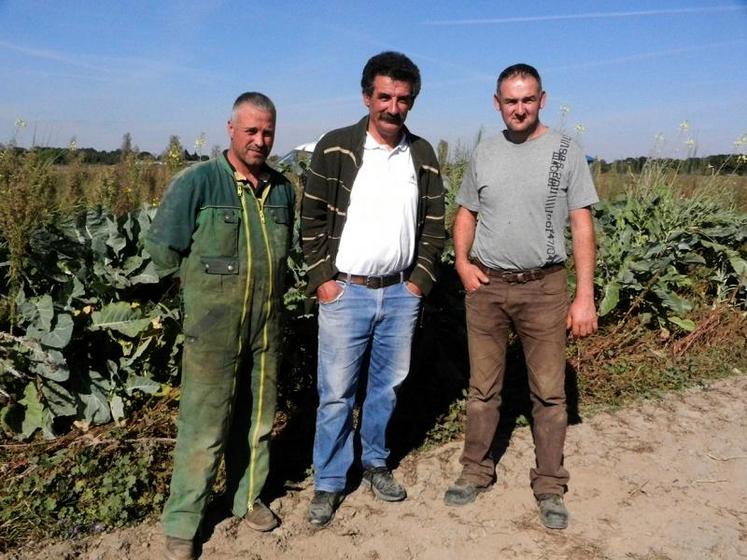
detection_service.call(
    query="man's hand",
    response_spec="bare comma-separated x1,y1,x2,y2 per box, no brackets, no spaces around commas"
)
455,259,489,293
316,279,343,304
453,207,488,293
405,281,422,297
566,296,597,338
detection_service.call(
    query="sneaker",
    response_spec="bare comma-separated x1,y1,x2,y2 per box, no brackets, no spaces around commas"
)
164,536,196,560
361,467,407,502
537,494,569,529
443,477,490,506
308,490,344,528
244,499,279,532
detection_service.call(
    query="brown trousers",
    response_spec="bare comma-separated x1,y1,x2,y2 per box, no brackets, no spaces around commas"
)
460,266,570,496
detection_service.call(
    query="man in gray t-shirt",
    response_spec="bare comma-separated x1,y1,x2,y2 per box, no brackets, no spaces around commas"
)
444,64,599,531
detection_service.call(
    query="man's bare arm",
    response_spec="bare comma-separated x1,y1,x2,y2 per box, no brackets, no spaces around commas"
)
567,207,598,337
453,206,489,292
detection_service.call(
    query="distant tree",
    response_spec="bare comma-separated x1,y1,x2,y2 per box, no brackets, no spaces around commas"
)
210,144,222,159
121,132,133,159
163,135,184,172
437,140,449,166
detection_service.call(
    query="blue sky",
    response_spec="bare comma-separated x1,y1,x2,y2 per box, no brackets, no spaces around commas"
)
1,1,746,161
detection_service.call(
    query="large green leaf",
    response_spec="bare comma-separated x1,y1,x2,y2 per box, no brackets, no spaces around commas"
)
598,280,620,316
19,383,44,439
86,209,111,256
728,253,747,276
90,301,152,337
36,295,54,331
668,316,696,332
122,255,143,275
125,375,161,396
106,216,127,254
40,313,74,349
681,253,706,265
29,348,70,382
110,394,125,422
653,286,693,315
41,379,77,416
78,371,112,425
130,261,160,284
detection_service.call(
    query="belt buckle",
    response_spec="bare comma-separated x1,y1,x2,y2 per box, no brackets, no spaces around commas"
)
365,276,383,289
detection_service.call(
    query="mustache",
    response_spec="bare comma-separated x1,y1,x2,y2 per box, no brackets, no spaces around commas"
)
381,113,403,124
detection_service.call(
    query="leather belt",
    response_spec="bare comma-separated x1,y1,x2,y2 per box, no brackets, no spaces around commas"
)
472,261,564,283
336,271,404,289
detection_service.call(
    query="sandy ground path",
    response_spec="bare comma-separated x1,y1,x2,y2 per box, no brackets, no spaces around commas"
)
6,375,747,560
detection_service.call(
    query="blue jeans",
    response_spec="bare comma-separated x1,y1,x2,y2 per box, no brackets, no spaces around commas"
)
313,280,422,492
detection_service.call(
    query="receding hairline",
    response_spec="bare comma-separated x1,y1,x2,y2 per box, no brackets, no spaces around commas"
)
230,101,276,123
230,92,276,122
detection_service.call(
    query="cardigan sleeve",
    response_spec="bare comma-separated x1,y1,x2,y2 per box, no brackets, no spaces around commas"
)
409,152,446,296
300,140,338,295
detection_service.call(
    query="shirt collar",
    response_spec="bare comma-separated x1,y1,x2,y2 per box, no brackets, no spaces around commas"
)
364,131,409,154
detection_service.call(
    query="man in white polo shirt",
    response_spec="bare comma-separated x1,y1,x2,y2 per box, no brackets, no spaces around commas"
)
301,51,445,528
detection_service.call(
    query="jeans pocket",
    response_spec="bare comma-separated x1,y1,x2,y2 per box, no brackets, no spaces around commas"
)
403,281,423,299
319,281,346,305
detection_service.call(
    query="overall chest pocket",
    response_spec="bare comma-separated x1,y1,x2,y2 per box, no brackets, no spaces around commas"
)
193,207,241,259
264,204,292,254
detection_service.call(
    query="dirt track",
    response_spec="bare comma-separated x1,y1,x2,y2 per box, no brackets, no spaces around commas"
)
5,374,747,560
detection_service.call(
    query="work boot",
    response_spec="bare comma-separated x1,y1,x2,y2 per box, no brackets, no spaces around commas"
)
443,477,490,506
308,490,344,528
164,536,196,560
537,494,569,529
244,499,279,532
361,467,407,502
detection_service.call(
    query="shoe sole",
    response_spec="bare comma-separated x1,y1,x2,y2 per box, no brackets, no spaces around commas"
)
308,495,343,529
245,518,279,532
539,513,568,530
308,509,337,529
443,484,488,507
538,498,569,530
360,477,407,502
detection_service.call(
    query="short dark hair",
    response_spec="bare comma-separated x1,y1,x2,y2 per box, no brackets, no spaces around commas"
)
496,63,542,94
231,91,276,120
361,51,421,99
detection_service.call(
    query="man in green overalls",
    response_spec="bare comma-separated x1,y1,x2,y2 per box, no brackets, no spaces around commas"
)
146,92,295,560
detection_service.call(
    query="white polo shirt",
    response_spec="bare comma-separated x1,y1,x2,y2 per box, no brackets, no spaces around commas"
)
335,132,419,276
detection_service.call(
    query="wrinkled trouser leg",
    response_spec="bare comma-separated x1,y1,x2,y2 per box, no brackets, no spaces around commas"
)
459,268,569,494
360,282,421,469
162,291,279,539
224,335,279,517
514,269,569,496
313,281,374,493
460,279,511,485
313,281,420,492
162,339,238,540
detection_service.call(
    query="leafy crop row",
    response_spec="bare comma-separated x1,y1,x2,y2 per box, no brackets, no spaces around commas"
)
0,146,745,551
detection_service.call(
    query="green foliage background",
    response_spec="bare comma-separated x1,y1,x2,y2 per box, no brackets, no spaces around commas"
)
0,144,745,551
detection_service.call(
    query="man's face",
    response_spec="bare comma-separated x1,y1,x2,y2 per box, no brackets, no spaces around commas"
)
227,103,275,173
363,75,414,146
494,75,546,135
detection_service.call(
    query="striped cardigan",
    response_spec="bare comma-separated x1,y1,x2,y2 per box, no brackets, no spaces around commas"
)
301,116,446,296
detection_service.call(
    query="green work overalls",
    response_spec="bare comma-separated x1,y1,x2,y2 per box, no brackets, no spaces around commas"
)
146,154,295,540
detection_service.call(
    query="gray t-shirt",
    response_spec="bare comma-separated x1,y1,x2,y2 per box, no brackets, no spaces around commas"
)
456,128,598,270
